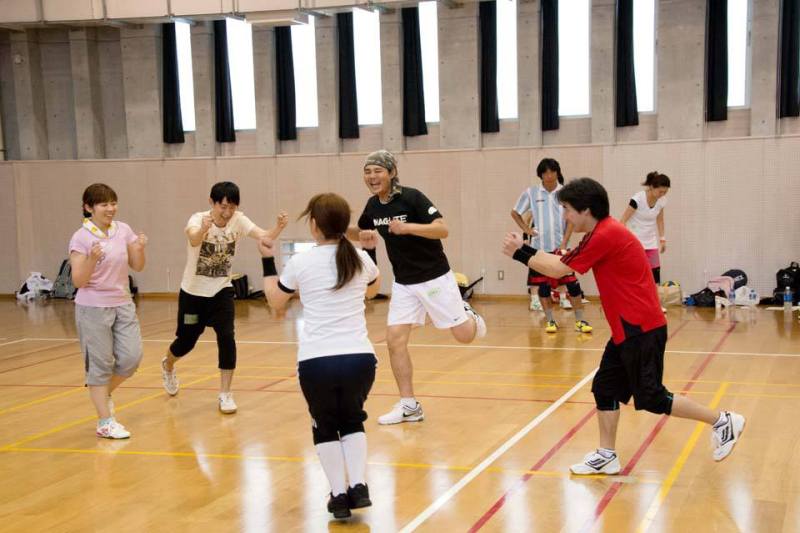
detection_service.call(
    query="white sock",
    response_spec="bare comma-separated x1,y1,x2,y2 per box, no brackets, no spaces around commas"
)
597,447,616,459
341,432,368,486
316,441,347,495
400,397,417,409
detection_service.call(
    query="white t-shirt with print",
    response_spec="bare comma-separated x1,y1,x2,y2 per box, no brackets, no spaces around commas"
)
627,190,667,250
180,210,256,297
280,245,379,362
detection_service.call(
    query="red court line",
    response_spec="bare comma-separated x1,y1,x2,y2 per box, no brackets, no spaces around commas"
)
468,320,690,531
584,322,736,531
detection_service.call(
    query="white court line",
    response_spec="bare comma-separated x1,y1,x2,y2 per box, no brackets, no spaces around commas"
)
397,368,598,533
19,337,800,358
0,339,27,348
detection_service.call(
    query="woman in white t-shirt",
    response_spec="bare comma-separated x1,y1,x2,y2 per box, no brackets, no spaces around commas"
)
259,193,381,521
620,171,671,284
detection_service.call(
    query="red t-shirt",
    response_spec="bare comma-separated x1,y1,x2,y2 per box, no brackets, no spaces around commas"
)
561,217,666,344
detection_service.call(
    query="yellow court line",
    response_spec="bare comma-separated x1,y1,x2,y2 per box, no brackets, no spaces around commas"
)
635,382,730,533
0,373,218,451
0,445,662,484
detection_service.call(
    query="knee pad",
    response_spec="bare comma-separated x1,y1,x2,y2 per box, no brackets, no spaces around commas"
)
169,334,200,358
537,284,552,298
594,392,620,411
635,390,673,415
566,281,582,298
216,332,237,370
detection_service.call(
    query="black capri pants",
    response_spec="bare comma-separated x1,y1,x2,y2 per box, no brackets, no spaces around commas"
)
298,353,377,445
169,287,237,369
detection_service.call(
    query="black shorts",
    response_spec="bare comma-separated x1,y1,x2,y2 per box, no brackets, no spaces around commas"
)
591,326,672,412
175,287,235,336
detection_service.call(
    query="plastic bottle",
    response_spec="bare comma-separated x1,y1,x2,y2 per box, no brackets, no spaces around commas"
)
784,286,793,314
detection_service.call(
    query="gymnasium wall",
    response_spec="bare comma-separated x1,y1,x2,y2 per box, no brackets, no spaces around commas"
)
0,0,799,297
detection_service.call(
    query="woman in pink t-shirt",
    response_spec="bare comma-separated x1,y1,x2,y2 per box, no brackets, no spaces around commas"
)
69,183,148,439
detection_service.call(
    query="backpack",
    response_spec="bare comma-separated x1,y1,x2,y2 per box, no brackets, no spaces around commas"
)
776,262,800,294
51,259,77,299
721,269,747,290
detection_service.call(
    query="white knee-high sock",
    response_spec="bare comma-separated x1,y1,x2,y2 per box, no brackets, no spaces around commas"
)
340,432,368,486
316,441,347,495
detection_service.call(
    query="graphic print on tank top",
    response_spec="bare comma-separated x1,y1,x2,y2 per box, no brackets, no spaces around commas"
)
196,239,236,278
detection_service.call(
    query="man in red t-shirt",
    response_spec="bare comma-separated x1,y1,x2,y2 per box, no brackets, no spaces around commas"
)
502,177,745,475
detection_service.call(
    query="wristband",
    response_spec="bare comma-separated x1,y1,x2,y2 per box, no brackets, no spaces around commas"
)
512,245,536,266
262,256,277,277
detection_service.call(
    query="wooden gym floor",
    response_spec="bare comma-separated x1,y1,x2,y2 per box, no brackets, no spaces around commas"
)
0,297,798,532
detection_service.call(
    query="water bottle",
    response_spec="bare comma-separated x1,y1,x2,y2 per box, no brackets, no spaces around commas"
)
784,286,793,313
748,288,758,306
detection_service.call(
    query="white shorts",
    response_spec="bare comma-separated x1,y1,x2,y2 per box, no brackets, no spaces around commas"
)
388,271,468,328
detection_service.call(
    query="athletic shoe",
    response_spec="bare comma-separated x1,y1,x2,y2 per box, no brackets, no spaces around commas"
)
378,401,424,425
327,493,351,519
347,483,372,509
711,411,746,461
545,320,559,333
575,320,593,333
161,357,179,396
96,419,130,439
560,296,573,309
463,301,487,338
107,396,115,417
570,450,621,475
218,392,237,414
529,294,543,311
662,306,667,313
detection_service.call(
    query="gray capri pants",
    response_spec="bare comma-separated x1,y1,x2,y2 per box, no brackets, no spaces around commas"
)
76,303,143,386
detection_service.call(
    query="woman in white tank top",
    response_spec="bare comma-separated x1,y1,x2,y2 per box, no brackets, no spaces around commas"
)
620,171,671,285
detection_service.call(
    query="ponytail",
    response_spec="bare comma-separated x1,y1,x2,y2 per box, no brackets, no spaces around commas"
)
333,235,363,290
642,171,671,188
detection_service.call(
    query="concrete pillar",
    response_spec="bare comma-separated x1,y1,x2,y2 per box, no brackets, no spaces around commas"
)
0,32,20,160
315,15,340,153
10,30,49,160
656,0,705,140
69,28,105,159
252,25,277,155
120,26,163,157
39,29,77,160
750,0,779,137
517,0,542,147
591,0,615,143
96,27,128,158
191,22,215,156
438,2,480,149
379,9,404,152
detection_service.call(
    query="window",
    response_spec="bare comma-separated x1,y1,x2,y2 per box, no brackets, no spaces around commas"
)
496,0,518,119
225,18,256,130
727,0,749,107
353,8,383,125
418,1,440,123
175,21,196,131
558,0,590,116
292,17,319,128
633,0,655,112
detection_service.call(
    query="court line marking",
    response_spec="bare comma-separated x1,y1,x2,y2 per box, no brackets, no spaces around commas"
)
397,368,598,533
0,339,27,348
19,337,800,358
584,323,736,531
0,373,218,450
635,382,730,533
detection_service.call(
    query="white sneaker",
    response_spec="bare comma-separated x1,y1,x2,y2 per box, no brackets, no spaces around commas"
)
560,296,573,309
711,411,745,461
161,357,179,396
218,392,237,414
378,401,425,425
463,301,487,338
570,450,621,475
96,419,130,439
529,294,543,311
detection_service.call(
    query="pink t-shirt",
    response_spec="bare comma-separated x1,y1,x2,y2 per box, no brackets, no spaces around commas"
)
68,221,138,307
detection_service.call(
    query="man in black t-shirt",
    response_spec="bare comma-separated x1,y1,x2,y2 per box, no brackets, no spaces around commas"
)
348,150,487,425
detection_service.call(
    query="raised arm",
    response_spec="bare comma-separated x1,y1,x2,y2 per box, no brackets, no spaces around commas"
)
502,232,573,279
127,232,148,272
70,245,103,288
258,237,293,314
187,214,213,247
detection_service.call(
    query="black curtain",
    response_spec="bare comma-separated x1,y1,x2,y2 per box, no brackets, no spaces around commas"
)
338,13,359,138
213,20,235,142
162,23,185,143
780,0,800,117
615,0,639,127
402,7,428,136
275,26,297,141
541,0,559,131
706,0,728,122
480,1,500,133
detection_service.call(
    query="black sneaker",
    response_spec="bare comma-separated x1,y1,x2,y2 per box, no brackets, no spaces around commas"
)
327,493,351,519
347,483,372,509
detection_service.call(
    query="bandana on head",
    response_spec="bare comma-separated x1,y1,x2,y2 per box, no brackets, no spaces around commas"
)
364,149,401,202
